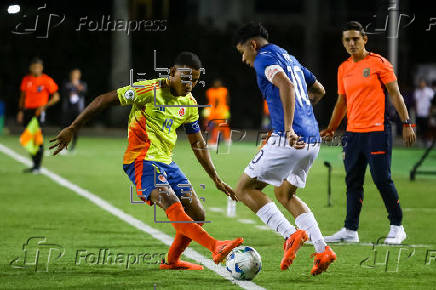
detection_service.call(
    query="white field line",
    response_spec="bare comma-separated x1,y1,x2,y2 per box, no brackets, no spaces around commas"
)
209,207,225,213
0,144,265,290
403,208,436,213
325,242,434,248
238,219,257,224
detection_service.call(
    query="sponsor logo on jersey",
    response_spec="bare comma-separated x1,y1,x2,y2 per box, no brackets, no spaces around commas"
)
124,89,135,100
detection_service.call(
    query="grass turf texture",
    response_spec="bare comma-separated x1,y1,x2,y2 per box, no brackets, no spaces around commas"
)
1,134,435,289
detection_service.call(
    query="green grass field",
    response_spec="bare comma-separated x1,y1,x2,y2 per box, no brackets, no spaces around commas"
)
1,134,436,289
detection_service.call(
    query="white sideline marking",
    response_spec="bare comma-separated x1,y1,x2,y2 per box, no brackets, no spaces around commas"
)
0,144,265,290
255,225,281,236
255,225,270,231
209,207,225,213
238,219,256,224
404,208,436,213
324,242,434,248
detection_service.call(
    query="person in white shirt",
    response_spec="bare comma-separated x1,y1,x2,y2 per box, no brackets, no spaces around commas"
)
414,79,434,144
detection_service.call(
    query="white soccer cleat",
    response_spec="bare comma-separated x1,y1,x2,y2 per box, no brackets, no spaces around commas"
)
324,227,359,243
384,225,406,244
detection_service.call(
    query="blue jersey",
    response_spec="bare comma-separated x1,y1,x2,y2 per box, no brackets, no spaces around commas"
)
254,44,320,143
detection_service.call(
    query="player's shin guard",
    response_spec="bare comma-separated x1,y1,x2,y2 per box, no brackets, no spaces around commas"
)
295,212,327,253
256,202,296,239
167,233,192,264
167,223,204,264
165,202,216,252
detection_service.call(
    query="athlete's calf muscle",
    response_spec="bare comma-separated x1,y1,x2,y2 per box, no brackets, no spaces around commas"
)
180,191,205,221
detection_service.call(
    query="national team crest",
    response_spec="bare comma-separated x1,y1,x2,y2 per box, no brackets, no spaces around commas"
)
158,174,167,182
363,68,370,77
178,107,185,117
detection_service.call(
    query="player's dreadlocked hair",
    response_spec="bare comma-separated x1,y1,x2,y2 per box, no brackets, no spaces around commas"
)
174,52,202,70
342,21,366,36
233,22,269,46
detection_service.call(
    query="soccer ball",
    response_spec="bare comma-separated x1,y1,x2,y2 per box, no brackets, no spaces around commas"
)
226,246,262,280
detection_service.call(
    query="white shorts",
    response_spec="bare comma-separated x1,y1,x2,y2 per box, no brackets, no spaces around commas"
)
244,134,320,188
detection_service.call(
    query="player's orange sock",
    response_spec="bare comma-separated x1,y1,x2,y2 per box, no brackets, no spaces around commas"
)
165,202,216,252
167,222,204,263
167,233,192,263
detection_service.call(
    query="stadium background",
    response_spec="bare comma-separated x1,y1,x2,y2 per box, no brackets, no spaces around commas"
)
1,1,436,289
0,0,435,130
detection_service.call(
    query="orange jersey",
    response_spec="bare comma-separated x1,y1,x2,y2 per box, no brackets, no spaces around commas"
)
20,74,58,109
205,87,230,119
337,53,397,133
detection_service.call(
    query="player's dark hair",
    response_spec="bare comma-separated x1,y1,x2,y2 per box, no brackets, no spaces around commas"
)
30,57,43,65
233,22,269,46
342,21,366,36
174,52,202,70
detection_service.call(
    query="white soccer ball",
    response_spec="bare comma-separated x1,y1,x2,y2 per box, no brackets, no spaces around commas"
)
226,246,262,281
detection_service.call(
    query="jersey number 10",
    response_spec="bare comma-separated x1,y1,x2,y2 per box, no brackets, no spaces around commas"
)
283,54,311,106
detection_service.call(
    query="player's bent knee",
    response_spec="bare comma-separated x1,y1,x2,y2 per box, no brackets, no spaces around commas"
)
274,184,296,206
181,195,206,221
194,208,205,221
150,187,179,209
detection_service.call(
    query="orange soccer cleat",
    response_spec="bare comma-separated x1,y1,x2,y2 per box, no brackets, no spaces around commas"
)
159,258,204,270
212,237,244,264
310,246,336,276
280,229,308,270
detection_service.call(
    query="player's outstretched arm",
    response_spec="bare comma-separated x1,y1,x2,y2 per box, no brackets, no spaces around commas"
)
49,90,120,155
187,131,238,201
385,81,416,146
320,94,347,138
308,81,326,105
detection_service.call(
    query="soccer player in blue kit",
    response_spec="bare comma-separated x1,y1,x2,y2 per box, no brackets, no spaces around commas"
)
233,23,336,276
